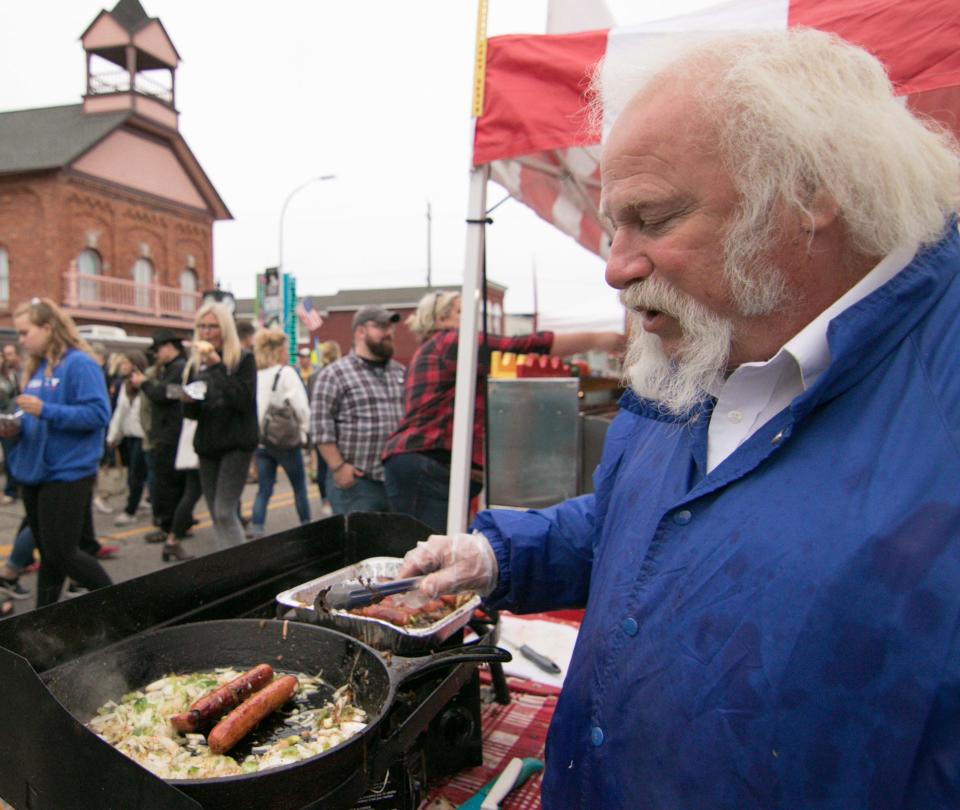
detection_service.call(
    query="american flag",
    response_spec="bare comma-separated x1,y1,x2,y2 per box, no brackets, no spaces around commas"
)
295,298,323,333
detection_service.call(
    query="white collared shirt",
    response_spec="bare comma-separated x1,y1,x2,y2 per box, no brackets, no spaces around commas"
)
706,243,918,472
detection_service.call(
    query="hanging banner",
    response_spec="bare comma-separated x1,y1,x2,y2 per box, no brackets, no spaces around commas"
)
256,267,282,329
283,273,297,365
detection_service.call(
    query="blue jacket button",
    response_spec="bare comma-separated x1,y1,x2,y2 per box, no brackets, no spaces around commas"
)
673,509,692,526
622,617,639,636
591,726,604,747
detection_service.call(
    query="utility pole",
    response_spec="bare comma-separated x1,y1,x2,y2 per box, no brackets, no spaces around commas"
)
426,200,433,288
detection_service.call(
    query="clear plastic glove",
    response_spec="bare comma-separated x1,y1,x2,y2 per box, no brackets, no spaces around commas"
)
398,532,498,598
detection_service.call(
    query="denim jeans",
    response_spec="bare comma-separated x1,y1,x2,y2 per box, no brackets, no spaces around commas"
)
121,436,148,516
1,436,18,497
314,448,329,499
6,518,34,573
198,450,252,550
383,452,482,534
143,447,156,519
325,470,390,515
252,447,312,533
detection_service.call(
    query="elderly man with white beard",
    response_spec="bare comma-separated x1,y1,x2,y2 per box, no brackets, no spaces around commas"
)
400,29,960,810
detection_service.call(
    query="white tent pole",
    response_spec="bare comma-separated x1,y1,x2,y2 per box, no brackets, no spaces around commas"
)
447,162,490,534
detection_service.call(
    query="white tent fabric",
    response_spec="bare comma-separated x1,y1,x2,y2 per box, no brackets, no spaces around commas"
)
473,0,960,261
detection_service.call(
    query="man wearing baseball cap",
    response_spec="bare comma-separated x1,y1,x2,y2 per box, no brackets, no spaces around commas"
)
310,305,403,514
134,329,187,543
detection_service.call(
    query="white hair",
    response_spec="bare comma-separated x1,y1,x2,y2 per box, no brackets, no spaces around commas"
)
620,279,732,416
595,28,960,264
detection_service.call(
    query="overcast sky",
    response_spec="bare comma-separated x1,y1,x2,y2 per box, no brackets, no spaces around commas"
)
0,1,711,329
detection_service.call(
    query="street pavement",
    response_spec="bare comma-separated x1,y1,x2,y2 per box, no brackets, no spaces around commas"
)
0,466,327,617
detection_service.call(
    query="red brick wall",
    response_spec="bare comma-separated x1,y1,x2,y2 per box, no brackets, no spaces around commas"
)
0,171,214,336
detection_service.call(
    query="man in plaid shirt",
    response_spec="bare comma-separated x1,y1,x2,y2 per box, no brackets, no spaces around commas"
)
311,305,405,514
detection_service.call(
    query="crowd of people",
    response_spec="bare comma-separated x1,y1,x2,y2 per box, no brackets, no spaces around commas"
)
0,292,620,615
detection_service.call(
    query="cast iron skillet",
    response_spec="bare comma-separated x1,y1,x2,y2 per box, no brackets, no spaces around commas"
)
41,619,509,810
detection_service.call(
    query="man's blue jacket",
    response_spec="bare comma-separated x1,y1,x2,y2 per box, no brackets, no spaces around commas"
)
476,223,960,809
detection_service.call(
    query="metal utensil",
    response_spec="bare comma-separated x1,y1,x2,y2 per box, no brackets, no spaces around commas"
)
318,576,425,611
278,558,482,654
500,635,562,676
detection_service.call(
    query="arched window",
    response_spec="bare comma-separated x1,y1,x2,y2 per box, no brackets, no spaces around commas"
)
0,247,8,308
132,257,153,309
179,268,198,314
77,248,102,302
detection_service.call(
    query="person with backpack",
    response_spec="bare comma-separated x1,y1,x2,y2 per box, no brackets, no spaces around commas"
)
250,329,311,538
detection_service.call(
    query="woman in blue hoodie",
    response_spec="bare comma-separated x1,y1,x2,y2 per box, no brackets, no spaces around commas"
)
4,298,112,606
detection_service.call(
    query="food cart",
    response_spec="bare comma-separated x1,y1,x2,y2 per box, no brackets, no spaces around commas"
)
485,356,621,509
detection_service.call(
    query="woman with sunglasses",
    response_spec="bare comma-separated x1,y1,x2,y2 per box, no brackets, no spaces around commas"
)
182,303,258,551
2,298,112,606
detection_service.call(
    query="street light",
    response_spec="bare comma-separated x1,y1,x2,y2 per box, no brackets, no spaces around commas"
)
277,174,336,275
201,286,236,315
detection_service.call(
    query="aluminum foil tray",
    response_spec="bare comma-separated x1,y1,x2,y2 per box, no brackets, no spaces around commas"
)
276,557,481,655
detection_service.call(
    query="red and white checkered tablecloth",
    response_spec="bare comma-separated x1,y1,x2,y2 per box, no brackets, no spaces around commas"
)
422,690,557,810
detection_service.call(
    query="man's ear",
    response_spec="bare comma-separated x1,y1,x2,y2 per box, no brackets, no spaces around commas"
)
802,188,839,233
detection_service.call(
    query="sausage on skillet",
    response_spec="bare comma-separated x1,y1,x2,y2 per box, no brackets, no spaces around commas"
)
206,674,299,755
171,664,274,733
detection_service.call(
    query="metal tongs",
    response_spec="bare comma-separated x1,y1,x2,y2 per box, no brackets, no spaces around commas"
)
317,576,425,611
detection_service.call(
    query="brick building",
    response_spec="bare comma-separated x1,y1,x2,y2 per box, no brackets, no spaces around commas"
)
0,0,230,337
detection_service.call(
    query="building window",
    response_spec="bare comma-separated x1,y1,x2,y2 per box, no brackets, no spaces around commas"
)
77,248,102,302
0,247,10,307
0,247,8,308
132,257,153,309
179,268,198,314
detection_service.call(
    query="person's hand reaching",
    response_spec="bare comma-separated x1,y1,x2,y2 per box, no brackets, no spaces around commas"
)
398,532,498,598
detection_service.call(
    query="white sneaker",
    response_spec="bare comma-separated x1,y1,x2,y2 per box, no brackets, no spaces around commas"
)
64,580,88,599
114,512,136,526
93,496,114,514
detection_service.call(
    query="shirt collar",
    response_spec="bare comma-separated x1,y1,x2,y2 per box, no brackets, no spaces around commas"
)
737,242,918,391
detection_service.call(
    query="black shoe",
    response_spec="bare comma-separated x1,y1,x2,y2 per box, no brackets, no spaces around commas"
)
162,542,194,563
0,575,30,600
144,529,167,543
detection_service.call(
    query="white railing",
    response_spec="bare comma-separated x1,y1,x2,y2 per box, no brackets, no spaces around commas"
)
63,270,200,319
89,71,173,104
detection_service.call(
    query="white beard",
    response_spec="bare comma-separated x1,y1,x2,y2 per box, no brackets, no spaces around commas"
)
620,278,733,416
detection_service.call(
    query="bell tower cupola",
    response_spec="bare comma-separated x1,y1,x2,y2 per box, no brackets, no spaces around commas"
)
80,0,181,130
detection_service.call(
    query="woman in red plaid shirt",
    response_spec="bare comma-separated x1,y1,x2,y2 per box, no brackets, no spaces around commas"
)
382,291,622,532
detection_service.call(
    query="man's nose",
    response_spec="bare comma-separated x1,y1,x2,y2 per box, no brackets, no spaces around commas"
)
604,229,652,290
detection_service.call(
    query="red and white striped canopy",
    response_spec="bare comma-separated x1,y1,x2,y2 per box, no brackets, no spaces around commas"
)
473,0,960,258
